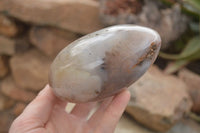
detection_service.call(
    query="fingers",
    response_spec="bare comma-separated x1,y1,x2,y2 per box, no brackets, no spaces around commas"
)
70,102,96,119
99,90,130,129
88,97,113,126
53,99,68,118
19,85,60,125
47,100,69,126
88,89,130,132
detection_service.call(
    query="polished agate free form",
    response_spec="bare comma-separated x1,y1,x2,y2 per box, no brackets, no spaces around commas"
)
49,25,161,103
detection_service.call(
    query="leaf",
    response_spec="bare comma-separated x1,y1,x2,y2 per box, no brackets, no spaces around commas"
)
183,0,200,12
164,59,189,74
159,36,200,60
157,0,175,6
189,22,200,33
159,52,181,60
189,112,200,123
181,36,200,57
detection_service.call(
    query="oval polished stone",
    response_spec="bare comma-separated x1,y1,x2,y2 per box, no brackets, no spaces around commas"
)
49,25,161,103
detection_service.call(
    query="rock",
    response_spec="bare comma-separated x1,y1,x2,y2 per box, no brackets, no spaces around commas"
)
0,56,8,78
1,77,36,102
0,14,18,37
126,66,192,132
0,0,103,34
100,0,189,49
100,0,142,17
15,35,31,53
0,35,15,55
178,69,200,114
0,112,14,133
115,114,155,133
166,119,200,133
30,26,78,57
49,25,161,103
10,49,51,91
0,35,29,56
12,103,26,116
0,94,15,111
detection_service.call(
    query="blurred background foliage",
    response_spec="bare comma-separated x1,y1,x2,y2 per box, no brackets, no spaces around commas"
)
158,0,200,74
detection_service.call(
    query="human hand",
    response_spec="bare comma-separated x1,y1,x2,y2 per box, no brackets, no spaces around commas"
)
9,85,130,133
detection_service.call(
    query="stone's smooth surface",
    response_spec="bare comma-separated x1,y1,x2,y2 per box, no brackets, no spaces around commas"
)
49,25,161,103
179,69,200,114
126,66,192,132
0,0,103,34
30,26,78,57
0,35,15,55
10,49,51,91
0,14,18,37
1,77,36,102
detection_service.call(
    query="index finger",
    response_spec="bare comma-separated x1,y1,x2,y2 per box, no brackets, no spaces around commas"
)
20,85,64,124
97,89,130,132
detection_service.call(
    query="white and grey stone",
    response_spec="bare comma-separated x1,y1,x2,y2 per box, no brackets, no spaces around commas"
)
49,25,161,103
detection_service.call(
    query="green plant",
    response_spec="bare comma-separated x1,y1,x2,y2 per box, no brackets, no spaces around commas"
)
159,0,200,74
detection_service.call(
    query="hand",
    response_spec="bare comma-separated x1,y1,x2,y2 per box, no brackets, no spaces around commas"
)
9,85,130,133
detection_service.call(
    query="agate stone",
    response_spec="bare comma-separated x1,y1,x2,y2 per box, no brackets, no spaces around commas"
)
49,25,161,103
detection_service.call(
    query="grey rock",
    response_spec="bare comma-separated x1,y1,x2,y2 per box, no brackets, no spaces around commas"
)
100,0,189,49
179,69,200,114
166,119,200,133
126,66,192,132
115,114,155,133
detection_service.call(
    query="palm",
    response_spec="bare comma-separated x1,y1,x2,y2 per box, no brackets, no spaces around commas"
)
45,103,91,133
9,85,130,133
